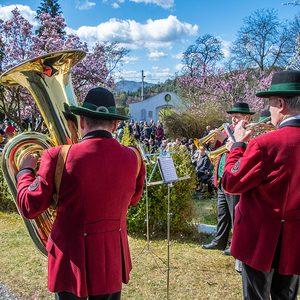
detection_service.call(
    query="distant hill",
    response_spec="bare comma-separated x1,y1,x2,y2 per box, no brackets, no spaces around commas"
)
115,80,155,92
114,78,180,107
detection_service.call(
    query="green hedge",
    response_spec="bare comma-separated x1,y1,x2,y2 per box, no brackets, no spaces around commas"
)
0,163,16,212
126,147,197,235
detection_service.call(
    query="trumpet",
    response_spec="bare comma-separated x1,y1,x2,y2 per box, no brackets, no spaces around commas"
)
194,124,225,150
207,116,276,161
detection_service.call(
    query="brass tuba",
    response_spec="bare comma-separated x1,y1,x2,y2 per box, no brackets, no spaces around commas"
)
0,50,86,256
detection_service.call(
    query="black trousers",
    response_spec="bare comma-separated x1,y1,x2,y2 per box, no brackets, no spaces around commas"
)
55,291,121,300
212,182,240,250
242,263,299,300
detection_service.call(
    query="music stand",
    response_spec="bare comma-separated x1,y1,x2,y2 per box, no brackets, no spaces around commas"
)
132,149,166,270
133,149,190,300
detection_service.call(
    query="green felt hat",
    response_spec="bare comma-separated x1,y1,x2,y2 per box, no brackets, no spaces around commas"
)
226,102,255,115
69,87,129,120
256,70,300,98
258,109,271,122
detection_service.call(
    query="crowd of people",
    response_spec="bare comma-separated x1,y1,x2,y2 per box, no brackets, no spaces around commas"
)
0,116,44,147
114,116,218,198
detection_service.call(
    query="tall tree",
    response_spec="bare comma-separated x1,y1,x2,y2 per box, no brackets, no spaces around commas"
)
177,63,272,122
35,0,65,37
289,11,300,69
182,34,224,76
0,8,37,129
36,0,62,18
230,9,295,73
0,8,129,129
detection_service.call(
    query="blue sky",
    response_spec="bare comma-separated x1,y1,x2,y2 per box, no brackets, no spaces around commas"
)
0,0,299,84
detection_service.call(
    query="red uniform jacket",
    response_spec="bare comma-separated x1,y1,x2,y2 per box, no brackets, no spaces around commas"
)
3,124,16,138
222,119,300,275
17,130,145,297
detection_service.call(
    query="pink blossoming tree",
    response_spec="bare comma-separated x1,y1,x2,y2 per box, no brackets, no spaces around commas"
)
177,61,273,123
0,8,127,130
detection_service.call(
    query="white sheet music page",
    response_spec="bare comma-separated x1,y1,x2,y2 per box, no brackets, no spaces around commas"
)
158,155,178,183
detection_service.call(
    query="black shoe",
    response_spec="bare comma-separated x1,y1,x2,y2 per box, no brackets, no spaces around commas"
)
201,242,222,250
222,248,231,256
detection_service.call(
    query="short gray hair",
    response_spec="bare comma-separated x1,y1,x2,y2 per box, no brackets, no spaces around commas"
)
84,117,114,129
282,95,300,113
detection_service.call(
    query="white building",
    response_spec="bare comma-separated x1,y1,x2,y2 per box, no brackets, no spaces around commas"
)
129,91,182,124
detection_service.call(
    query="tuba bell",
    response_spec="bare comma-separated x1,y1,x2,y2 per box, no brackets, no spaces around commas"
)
0,50,86,256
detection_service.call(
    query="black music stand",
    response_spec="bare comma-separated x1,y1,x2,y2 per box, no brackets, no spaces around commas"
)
133,149,190,300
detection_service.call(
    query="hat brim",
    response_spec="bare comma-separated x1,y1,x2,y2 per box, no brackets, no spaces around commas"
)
258,117,270,122
69,106,129,120
256,90,300,98
226,109,256,115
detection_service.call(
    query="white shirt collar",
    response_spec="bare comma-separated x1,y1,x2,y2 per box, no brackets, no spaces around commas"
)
280,115,300,126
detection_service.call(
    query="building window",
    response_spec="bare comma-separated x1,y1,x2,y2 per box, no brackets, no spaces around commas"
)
148,111,153,117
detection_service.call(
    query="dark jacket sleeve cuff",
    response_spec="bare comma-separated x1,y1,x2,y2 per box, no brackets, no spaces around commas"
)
231,142,247,150
221,136,228,146
16,168,35,182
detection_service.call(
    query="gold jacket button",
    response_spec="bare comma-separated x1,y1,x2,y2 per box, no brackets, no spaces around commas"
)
83,233,87,236
281,220,285,222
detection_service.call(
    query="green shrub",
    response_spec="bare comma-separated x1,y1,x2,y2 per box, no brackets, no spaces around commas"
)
164,106,225,141
126,146,197,235
0,163,16,212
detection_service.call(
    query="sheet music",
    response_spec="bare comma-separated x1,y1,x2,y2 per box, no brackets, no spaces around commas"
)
157,155,178,183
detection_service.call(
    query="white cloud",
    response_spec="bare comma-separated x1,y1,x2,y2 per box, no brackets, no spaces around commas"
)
0,4,38,26
122,56,139,64
174,63,184,71
76,0,96,10
115,69,173,83
112,2,120,8
104,0,173,9
152,66,170,72
148,51,168,61
66,15,198,51
218,37,232,58
171,52,183,59
128,0,174,9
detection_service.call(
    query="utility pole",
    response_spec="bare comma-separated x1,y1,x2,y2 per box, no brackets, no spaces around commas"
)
141,70,145,101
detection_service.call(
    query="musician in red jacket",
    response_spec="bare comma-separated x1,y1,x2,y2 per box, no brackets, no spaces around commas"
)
17,87,145,300
223,70,300,300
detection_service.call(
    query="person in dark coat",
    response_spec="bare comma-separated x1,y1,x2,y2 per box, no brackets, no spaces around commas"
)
16,87,145,300
154,123,164,141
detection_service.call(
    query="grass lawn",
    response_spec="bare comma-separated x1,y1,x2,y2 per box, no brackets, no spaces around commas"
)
0,196,245,300
4,193,295,300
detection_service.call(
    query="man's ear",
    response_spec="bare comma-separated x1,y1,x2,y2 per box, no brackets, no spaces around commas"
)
79,116,84,129
278,98,286,113
112,120,118,133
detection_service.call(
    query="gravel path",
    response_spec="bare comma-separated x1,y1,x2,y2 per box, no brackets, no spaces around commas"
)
0,282,23,300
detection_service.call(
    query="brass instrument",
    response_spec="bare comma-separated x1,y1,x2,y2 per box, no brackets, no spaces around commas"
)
194,124,225,150
0,50,86,256
207,116,276,161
